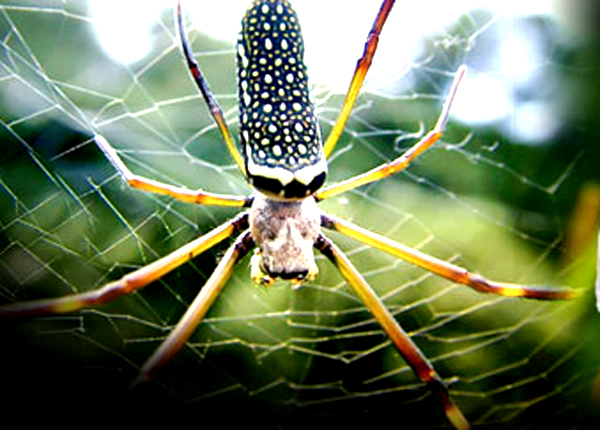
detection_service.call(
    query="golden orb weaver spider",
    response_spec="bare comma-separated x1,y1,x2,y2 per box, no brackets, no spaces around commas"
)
0,0,578,428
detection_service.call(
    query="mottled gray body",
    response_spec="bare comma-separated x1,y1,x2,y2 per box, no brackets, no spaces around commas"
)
249,192,321,284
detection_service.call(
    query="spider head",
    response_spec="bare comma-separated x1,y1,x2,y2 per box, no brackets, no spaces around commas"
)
249,193,321,285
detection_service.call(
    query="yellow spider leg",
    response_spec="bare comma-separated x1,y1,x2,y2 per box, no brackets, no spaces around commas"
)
176,0,245,174
322,214,578,300
133,231,255,385
317,65,467,202
95,135,249,207
0,213,249,319
315,234,471,430
323,0,396,158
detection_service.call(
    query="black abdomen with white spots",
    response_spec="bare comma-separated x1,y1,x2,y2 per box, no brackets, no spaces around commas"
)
238,0,327,199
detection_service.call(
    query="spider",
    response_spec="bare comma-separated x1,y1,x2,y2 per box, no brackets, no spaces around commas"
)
0,1,578,428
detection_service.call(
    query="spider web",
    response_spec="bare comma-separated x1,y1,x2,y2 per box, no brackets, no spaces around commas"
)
0,0,598,427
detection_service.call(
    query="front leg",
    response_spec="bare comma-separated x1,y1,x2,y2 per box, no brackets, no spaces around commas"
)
314,233,471,430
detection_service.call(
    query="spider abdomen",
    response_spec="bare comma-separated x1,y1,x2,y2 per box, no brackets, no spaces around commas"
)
237,0,327,199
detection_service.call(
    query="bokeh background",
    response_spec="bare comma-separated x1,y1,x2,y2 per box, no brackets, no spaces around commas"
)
1,0,599,427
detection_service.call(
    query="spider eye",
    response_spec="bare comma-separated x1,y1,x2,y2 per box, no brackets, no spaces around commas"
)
270,269,308,281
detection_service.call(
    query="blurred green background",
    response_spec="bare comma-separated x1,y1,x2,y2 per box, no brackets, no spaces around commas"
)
0,0,599,427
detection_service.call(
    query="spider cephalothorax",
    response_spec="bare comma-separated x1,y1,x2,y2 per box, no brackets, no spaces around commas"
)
249,192,320,284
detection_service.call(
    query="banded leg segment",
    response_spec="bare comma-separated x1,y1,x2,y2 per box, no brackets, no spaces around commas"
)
323,0,396,157
134,231,255,384
0,213,249,319
322,214,578,300
317,65,466,201
176,0,245,174
95,135,250,207
315,234,470,430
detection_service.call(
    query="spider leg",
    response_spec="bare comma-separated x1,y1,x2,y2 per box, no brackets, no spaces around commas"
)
176,0,245,174
0,213,249,319
315,234,471,430
133,230,255,385
94,135,251,207
322,214,578,300
323,0,396,158
317,65,466,201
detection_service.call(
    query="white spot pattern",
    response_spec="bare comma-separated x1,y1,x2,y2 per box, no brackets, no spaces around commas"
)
237,0,326,198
